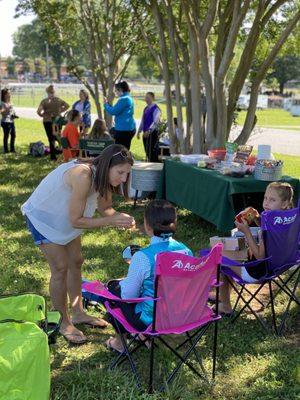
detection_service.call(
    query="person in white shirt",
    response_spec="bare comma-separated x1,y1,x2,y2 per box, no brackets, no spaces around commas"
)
21,145,135,344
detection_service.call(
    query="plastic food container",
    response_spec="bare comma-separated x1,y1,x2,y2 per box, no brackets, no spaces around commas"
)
254,160,283,181
220,163,248,177
180,154,210,164
207,149,226,161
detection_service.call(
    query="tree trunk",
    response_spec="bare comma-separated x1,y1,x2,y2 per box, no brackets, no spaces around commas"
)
150,0,175,153
235,81,260,145
279,81,284,95
199,39,216,149
164,0,185,152
189,40,203,153
55,64,61,82
183,2,203,153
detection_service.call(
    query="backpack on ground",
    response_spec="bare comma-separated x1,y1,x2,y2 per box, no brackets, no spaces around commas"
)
0,293,61,400
29,141,45,157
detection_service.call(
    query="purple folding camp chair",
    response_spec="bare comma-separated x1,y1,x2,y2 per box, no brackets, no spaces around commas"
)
221,203,300,335
82,244,223,393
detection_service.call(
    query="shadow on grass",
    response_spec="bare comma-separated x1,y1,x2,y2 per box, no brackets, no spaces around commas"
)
48,312,299,400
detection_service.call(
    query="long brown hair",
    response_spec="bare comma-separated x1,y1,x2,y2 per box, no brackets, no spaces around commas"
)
89,119,109,139
90,144,134,199
1,89,10,102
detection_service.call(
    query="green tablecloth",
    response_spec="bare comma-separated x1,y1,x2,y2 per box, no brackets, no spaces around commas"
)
157,159,300,232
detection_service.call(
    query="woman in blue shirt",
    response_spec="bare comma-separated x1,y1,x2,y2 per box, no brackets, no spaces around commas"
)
104,81,136,150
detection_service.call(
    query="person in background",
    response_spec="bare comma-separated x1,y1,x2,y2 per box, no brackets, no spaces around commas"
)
72,89,91,136
103,81,136,150
61,110,81,161
89,118,112,140
0,88,18,153
37,85,69,161
137,92,161,162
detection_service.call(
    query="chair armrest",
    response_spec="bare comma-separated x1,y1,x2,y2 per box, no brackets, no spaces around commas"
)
198,248,271,268
82,280,158,303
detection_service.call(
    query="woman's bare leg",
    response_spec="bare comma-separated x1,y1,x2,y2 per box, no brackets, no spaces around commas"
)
39,242,86,342
65,236,108,327
65,237,84,315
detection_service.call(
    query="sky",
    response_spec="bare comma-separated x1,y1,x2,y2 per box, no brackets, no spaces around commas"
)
0,0,34,57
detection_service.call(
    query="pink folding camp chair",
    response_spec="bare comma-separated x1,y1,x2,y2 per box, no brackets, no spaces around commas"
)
82,244,223,393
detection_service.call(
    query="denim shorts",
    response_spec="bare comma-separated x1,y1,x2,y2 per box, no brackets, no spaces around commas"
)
25,216,52,245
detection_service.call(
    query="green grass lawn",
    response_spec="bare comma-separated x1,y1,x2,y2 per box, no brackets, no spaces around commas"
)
237,109,300,129
12,87,300,129
12,91,172,122
0,119,299,399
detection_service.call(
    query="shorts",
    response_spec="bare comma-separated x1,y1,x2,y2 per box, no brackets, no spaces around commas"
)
25,215,52,246
240,267,259,283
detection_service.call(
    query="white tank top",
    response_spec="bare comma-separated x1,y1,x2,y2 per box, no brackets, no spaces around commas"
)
21,160,98,245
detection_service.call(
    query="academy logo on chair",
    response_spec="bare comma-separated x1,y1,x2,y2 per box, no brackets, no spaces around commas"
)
273,214,297,226
171,259,206,272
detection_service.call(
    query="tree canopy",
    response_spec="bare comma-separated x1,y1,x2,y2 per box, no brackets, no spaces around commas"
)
15,0,300,151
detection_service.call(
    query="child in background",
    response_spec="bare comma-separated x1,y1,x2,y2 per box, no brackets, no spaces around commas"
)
61,109,81,161
218,182,294,315
89,118,112,140
105,199,193,353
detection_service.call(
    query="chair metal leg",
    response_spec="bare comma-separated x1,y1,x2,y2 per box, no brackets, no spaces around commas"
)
241,285,266,309
268,281,278,335
212,319,218,380
232,285,244,312
278,268,300,335
133,190,138,209
158,332,207,385
186,331,207,375
229,282,270,332
110,319,142,390
148,337,155,394
212,266,220,379
110,336,141,369
269,269,300,306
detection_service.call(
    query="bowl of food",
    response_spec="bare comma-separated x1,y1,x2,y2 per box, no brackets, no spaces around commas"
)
207,149,226,161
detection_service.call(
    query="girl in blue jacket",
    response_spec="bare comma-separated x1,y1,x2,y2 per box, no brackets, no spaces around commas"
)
105,200,192,353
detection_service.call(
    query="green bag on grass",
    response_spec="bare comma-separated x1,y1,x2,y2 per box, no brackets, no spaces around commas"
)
0,294,61,400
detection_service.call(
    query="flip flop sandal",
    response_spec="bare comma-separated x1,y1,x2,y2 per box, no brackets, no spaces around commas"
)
60,332,88,345
106,337,125,354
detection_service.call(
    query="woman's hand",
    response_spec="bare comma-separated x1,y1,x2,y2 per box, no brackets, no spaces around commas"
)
107,212,135,228
103,97,108,104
